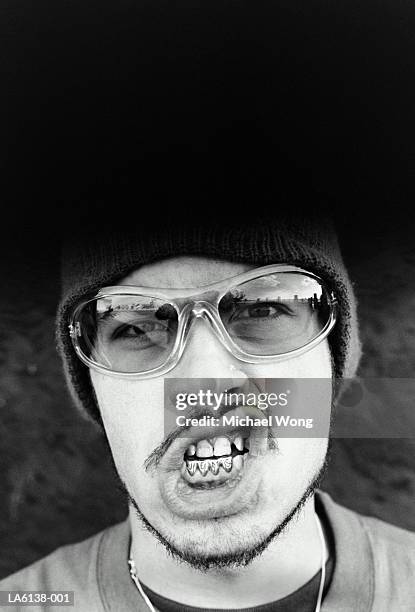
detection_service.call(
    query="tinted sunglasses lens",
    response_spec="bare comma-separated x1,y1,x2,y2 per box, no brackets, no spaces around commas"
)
218,272,332,355
76,295,178,373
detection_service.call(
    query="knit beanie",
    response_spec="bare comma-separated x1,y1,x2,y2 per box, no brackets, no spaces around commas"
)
56,212,361,425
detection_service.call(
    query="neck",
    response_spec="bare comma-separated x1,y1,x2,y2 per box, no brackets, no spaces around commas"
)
129,495,327,609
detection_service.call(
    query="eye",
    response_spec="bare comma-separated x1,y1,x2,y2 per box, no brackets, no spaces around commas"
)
231,302,294,321
112,320,168,340
155,303,177,320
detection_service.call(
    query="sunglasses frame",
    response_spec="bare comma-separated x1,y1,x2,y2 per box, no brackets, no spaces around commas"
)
69,264,338,379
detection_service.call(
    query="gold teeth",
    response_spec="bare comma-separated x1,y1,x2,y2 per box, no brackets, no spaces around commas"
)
186,456,233,477
210,460,220,475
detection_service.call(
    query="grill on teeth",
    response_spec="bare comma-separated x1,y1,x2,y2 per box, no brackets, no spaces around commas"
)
198,461,209,476
186,461,198,476
221,457,233,472
186,456,234,477
184,435,249,477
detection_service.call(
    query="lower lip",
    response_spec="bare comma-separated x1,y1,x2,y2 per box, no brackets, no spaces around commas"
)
157,452,263,520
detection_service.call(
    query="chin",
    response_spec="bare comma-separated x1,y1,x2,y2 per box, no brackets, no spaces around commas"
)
126,465,324,571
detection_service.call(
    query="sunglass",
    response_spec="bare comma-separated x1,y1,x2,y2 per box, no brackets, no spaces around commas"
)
69,264,337,378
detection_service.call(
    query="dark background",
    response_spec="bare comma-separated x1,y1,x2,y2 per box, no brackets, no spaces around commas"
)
1,0,415,579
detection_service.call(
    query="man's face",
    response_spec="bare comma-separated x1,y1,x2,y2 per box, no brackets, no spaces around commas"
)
90,256,332,567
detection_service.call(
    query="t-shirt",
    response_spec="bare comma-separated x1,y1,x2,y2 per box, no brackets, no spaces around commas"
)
1,491,414,611
140,554,335,611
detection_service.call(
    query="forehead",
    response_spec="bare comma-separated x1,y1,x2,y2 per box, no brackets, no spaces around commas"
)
118,256,255,288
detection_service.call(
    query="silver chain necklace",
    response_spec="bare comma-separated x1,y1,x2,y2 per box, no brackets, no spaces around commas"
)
128,513,327,612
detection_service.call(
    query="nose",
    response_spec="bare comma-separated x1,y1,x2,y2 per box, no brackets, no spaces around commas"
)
166,317,249,402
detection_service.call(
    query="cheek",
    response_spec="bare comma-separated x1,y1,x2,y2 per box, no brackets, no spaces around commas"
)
261,437,328,504
252,342,331,489
90,372,166,464
276,438,328,469
252,340,332,379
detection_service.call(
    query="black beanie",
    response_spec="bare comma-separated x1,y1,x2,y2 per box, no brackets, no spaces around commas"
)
56,213,361,424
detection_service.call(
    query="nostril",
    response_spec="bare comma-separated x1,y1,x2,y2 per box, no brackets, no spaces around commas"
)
224,386,243,401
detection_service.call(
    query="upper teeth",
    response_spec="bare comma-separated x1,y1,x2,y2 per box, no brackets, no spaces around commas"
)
186,435,247,459
213,436,232,456
187,444,196,456
196,439,213,458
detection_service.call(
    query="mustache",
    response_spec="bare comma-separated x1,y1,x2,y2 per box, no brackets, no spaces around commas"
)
143,401,278,473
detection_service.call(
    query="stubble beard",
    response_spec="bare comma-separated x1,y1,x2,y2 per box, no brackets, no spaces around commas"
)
115,444,331,572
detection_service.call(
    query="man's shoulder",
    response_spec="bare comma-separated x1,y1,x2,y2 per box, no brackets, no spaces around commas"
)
331,494,415,555
319,490,415,554
348,504,415,609
358,509,415,568
318,491,415,610
0,520,129,609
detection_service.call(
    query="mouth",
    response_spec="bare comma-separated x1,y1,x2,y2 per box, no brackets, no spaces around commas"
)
181,433,250,484
156,410,270,520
